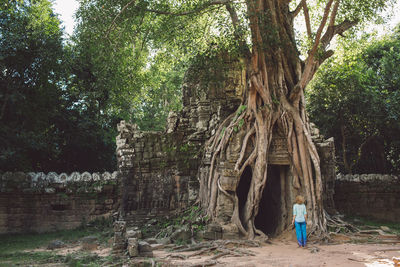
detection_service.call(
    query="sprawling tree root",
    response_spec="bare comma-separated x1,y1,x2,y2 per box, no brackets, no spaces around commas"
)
200,93,327,239
325,213,400,244
326,212,361,234
166,240,260,264
188,261,218,267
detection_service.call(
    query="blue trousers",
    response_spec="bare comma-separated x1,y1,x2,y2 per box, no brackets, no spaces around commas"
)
295,221,307,246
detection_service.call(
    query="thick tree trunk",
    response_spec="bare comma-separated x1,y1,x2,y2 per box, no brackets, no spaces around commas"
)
199,0,337,239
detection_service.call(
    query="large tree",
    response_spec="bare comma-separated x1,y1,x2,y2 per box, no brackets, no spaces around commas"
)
0,0,119,172
81,0,391,238
73,0,189,130
0,0,65,170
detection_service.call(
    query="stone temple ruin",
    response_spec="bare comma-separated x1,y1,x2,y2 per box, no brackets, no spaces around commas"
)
113,57,336,253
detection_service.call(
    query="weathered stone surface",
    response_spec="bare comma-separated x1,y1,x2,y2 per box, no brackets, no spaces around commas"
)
201,230,222,240
47,240,65,250
0,172,120,234
81,236,98,243
335,174,400,223
207,223,222,233
268,136,290,165
170,225,192,242
113,231,125,243
158,237,172,245
138,241,152,252
166,111,178,133
126,229,142,239
113,221,126,233
112,242,126,251
150,243,165,250
222,231,240,240
128,238,139,257
144,238,158,244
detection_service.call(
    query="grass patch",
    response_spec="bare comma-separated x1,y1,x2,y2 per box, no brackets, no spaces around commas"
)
344,215,400,234
1,228,94,254
0,217,114,266
0,251,117,267
0,251,64,266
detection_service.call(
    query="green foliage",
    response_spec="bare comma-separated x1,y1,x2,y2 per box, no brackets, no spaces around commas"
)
293,0,393,59
337,0,393,24
237,105,247,116
154,205,208,239
179,143,194,152
0,0,65,171
0,0,118,172
0,0,395,173
307,26,400,174
0,251,65,265
72,0,193,131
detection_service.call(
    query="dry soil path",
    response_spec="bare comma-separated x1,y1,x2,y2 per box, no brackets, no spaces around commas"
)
154,241,400,267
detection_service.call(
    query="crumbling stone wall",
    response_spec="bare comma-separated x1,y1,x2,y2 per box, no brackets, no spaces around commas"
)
334,174,400,223
116,55,336,238
0,172,120,234
117,57,245,226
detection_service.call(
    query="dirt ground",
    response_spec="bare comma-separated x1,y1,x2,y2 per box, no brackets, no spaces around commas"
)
151,229,400,267
24,233,400,267
154,241,400,267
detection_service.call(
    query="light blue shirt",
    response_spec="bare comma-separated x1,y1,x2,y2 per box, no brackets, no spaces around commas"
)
293,204,307,222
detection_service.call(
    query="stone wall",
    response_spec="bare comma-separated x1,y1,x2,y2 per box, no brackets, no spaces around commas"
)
117,57,245,226
0,172,120,234
334,174,400,223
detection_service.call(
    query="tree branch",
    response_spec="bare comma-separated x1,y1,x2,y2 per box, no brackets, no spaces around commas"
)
144,0,230,16
320,19,358,49
106,0,231,38
310,0,334,57
290,0,334,101
291,1,303,17
225,2,251,58
329,0,340,27
106,0,137,38
302,0,312,39
289,19,356,101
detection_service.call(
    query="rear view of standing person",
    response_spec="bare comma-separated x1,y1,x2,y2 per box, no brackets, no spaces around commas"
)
291,195,307,247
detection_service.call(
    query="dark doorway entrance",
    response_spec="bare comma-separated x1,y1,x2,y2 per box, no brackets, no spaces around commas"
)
237,166,252,224
255,165,281,236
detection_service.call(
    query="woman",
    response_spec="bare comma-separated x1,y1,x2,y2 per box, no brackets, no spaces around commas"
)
291,195,307,247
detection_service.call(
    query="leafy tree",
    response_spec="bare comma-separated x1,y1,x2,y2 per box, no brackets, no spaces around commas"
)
0,0,65,171
78,0,392,238
72,0,187,130
0,0,118,172
308,27,400,174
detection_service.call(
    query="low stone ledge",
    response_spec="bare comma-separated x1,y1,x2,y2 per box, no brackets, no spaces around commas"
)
0,171,120,193
335,173,400,223
336,173,399,183
0,171,121,234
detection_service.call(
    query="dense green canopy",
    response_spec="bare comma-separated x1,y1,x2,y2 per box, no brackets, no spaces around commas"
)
308,27,400,174
0,0,117,172
1,0,399,176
